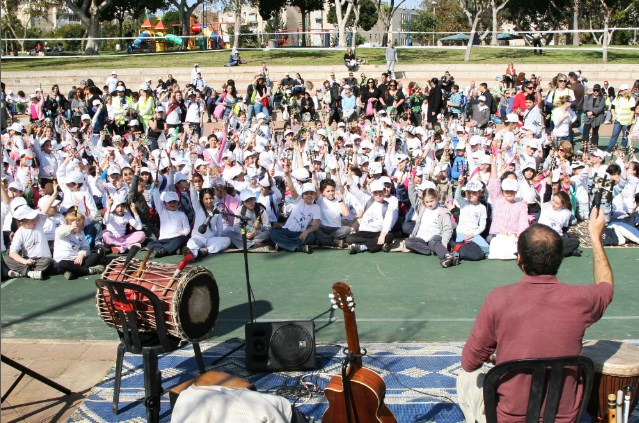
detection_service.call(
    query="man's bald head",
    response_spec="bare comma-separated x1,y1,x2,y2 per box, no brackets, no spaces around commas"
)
517,224,564,276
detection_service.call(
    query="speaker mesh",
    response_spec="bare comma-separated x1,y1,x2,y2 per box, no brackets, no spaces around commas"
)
270,324,313,367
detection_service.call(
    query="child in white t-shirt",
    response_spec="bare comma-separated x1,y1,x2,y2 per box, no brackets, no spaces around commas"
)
148,185,190,258
315,179,351,247
269,181,320,253
54,212,105,279
6,205,55,279
454,179,488,252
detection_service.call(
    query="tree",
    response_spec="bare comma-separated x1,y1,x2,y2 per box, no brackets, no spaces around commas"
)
488,0,510,45
264,10,286,44
65,0,117,54
290,0,325,47
333,0,353,47
408,10,436,45
502,0,566,46
327,0,377,47
166,0,208,50
375,0,407,46
1,0,53,52
458,0,489,61
99,0,168,47
586,0,635,61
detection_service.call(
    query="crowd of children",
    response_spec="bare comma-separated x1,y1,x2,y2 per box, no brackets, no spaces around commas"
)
1,65,638,280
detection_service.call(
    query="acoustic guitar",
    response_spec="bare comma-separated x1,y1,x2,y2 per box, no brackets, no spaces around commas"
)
323,282,396,423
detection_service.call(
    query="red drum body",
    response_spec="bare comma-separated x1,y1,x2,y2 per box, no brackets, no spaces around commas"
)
582,340,639,422
96,257,219,342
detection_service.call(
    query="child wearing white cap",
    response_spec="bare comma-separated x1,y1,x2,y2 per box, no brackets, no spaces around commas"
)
102,194,146,254
149,182,190,258
269,181,319,253
345,179,394,254
227,189,271,249
54,212,105,279
454,179,488,253
5,204,55,280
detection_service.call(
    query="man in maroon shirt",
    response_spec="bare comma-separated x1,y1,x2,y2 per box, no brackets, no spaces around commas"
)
457,209,613,423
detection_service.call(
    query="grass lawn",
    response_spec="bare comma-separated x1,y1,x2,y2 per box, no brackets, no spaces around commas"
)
2,46,638,72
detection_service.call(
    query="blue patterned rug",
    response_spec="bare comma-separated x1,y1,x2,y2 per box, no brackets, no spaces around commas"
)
70,341,639,423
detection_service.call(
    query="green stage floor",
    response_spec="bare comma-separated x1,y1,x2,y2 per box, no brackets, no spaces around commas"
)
2,248,638,343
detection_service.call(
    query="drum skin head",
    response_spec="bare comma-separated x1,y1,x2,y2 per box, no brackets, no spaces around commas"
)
175,268,219,342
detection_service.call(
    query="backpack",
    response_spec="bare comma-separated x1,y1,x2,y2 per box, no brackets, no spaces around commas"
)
451,241,486,261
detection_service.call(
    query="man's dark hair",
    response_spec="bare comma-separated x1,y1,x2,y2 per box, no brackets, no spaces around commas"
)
517,224,564,276
320,178,336,192
606,163,622,176
479,82,488,89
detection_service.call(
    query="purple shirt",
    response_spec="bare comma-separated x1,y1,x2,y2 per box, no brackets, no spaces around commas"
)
462,274,613,422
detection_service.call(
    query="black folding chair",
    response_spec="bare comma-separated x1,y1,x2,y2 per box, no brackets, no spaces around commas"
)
483,356,595,423
96,279,206,423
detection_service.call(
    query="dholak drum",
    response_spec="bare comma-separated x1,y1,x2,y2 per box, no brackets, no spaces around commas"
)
582,340,639,422
96,257,219,343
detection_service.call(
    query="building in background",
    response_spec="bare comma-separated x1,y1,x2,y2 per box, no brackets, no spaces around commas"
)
15,1,80,31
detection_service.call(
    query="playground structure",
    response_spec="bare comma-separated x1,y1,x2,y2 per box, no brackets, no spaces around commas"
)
172,16,227,50
132,17,182,52
131,16,226,52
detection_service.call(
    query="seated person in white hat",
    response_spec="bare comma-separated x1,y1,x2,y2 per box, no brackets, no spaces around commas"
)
255,175,283,229
345,179,394,254
454,178,489,253
54,211,105,280
269,178,319,254
149,184,190,258
102,193,146,255
5,202,55,280
227,189,271,249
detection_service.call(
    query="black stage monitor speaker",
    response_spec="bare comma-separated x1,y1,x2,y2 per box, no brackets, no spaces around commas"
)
245,321,317,372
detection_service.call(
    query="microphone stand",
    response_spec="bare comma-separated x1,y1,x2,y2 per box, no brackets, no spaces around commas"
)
211,209,256,366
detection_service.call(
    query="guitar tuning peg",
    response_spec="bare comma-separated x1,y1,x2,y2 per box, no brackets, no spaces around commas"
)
330,299,337,304
348,301,354,307
346,296,353,302
328,293,335,299
331,304,338,309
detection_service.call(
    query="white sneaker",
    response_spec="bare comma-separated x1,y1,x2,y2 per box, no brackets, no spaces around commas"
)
88,265,105,275
27,270,43,280
7,270,21,278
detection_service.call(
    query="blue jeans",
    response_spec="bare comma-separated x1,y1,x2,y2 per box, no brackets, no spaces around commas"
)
253,102,269,119
148,235,188,255
246,104,255,123
455,233,490,253
270,228,315,252
606,121,628,152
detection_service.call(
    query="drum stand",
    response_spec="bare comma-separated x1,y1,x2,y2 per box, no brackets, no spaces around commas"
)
1,354,72,402
211,211,256,366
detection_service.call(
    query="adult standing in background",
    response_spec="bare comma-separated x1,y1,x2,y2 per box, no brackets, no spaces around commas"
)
427,78,443,129
385,41,398,78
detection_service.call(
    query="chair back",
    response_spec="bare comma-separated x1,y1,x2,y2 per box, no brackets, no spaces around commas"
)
483,355,595,423
96,279,176,354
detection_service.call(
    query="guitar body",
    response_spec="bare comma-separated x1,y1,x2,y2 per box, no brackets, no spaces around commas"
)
322,367,396,423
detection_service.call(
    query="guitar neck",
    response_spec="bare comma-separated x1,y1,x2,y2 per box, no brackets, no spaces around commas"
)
343,308,362,370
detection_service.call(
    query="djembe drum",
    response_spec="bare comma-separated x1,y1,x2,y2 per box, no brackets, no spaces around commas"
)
582,340,639,422
96,257,219,342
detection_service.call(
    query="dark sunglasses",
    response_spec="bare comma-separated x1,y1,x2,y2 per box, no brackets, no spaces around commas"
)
558,79,567,82
525,86,534,89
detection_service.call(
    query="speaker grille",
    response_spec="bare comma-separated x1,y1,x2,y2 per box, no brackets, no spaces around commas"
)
270,324,314,368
